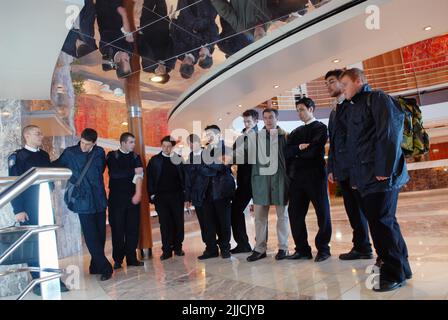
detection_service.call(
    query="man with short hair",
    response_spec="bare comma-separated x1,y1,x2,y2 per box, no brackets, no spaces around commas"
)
230,109,259,254
53,128,113,281
341,68,412,292
8,125,69,295
326,69,373,260
147,136,185,260
106,132,144,270
286,97,332,263
247,108,290,262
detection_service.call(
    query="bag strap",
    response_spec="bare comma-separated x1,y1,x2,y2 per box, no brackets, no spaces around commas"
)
75,148,96,187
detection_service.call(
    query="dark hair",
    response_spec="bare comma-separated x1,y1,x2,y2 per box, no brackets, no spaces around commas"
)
242,109,259,120
325,69,344,80
187,134,201,144
152,73,170,84
120,132,135,144
180,63,194,79
204,124,221,133
160,135,176,146
116,59,132,78
81,128,98,143
295,96,316,110
340,68,367,83
198,55,213,69
262,108,279,118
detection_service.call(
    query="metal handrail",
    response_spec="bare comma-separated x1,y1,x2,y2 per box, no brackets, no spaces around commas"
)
0,167,72,209
0,225,61,265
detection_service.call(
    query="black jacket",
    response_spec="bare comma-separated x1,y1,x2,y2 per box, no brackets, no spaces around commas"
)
146,152,185,202
185,141,235,205
286,120,328,181
347,84,409,196
233,126,258,190
171,0,218,62
184,149,209,207
327,99,352,182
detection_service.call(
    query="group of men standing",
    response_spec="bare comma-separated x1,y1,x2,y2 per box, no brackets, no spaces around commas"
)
7,67,411,293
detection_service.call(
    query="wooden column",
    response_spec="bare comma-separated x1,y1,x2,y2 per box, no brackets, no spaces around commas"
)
123,0,153,255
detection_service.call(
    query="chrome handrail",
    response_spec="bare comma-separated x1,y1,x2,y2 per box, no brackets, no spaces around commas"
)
0,167,72,209
0,225,61,265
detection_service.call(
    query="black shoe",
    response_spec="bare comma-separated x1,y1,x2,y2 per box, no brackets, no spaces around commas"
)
373,279,405,292
315,252,331,263
405,272,413,280
160,253,173,261
286,251,313,260
198,251,219,260
100,273,112,281
113,262,122,270
339,249,374,260
127,260,144,267
247,251,267,262
174,250,185,256
221,250,231,259
230,245,252,254
275,250,289,260
89,266,101,275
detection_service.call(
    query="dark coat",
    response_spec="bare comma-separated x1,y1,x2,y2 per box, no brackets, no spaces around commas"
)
233,126,258,191
186,141,235,205
327,100,353,182
53,144,107,214
184,150,209,207
171,0,218,61
146,152,185,202
347,84,409,196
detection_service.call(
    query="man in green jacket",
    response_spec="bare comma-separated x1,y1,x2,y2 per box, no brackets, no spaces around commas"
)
246,108,290,262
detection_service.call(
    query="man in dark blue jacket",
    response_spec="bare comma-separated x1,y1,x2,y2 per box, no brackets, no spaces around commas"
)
197,125,235,260
53,128,113,281
146,136,185,260
171,0,218,79
326,69,373,261
341,68,412,292
8,125,69,295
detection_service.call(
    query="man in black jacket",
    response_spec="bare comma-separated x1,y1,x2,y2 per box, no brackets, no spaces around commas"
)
171,0,218,79
95,0,134,78
341,68,412,292
106,132,144,270
286,97,332,263
230,109,259,254
147,136,185,260
197,125,235,260
8,125,69,295
326,69,373,261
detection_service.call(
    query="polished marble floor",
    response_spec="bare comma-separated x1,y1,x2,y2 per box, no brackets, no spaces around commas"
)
4,188,448,300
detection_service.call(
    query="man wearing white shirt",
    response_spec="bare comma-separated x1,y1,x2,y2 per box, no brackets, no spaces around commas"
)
285,97,332,263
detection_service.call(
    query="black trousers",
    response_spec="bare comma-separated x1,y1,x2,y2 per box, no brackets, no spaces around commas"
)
195,205,207,244
358,189,412,282
108,198,140,264
288,176,332,255
339,180,372,253
154,192,185,254
203,198,232,253
78,211,113,275
230,185,251,248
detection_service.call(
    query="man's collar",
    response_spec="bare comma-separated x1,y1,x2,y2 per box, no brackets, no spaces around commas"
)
119,148,130,154
25,145,39,152
161,152,172,158
305,117,316,125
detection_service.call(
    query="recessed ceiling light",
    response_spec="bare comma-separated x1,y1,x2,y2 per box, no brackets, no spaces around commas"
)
150,75,164,83
218,118,223,121
332,59,340,63
424,26,432,31
273,85,280,89
121,122,128,126
237,104,242,108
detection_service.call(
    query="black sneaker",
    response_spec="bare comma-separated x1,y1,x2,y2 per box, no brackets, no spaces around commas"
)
230,245,252,254
339,249,374,260
247,251,267,262
275,250,289,260
198,251,219,260
160,253,173,261
221,251,231,259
